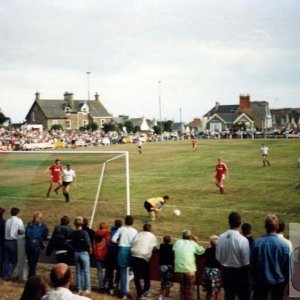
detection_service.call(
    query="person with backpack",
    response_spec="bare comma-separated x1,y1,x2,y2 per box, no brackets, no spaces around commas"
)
93,222,110,289
25,211,49,278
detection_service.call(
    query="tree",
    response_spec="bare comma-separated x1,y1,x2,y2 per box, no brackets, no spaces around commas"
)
124,121,134,133
86,122,98,131
153,125,161,134
163,120,174,132
102,122,116,133
51,124,63,131
133,125,140,133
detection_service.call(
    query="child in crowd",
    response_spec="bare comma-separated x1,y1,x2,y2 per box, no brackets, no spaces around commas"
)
158,235,174,300
203,235,222,300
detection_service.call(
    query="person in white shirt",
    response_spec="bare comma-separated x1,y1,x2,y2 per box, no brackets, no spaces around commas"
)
216,212,251,300
112,215,138,299
3,207,25,280
131,223,158,300
42,263,91,300
260,144,271,167
59,163,76,202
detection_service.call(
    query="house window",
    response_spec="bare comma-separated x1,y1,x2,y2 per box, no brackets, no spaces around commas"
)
65,107,71,115
210,123,221,132
52,120,58,125
66,119,71,129
82,120,88,127
31,112,35,122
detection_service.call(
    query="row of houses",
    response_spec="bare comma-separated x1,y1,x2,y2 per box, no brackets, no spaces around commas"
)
24,92,300,132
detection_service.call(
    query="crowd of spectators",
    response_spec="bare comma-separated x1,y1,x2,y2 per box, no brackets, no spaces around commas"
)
0,206,295,300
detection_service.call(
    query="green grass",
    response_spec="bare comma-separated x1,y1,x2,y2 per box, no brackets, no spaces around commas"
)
0,139,299,243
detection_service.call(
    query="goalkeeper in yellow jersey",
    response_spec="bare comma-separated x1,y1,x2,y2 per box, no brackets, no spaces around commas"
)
144,195,170,221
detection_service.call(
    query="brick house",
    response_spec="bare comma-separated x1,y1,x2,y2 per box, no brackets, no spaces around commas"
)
25,92,112,130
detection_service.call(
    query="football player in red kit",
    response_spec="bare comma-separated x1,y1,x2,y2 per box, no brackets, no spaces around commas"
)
46,159,63,197
215,158,229,194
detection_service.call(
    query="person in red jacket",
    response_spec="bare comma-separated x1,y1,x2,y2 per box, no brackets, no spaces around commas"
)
93,222,110,289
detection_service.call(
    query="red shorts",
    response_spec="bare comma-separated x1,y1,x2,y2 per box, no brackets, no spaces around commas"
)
51,177,61,183
215,174,225,183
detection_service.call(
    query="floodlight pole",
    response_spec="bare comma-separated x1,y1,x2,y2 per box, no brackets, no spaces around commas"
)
86,71,91,125
158,80,162,133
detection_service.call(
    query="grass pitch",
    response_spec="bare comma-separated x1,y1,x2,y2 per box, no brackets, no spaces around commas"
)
0,138,299,243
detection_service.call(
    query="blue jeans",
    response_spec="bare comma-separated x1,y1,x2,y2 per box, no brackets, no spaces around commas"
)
118,247,131,297
3,240,18,280
96,259,105,287
74,251,91,291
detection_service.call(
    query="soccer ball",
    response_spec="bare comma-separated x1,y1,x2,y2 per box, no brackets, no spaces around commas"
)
173,209,181,216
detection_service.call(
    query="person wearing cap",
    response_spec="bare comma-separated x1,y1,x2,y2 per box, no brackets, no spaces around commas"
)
173,229,205,300
57,163,76,202
144,195,170,221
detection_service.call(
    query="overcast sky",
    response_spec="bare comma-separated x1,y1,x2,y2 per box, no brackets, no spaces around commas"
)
0,0,299,123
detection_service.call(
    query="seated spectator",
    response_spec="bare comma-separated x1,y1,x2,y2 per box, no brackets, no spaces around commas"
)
203,235,222,300
46,215,73,264
19,275,47,300
173,229,205,300
41,263,91,300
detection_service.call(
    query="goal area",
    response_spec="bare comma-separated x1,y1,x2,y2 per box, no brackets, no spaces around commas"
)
0,150,130,229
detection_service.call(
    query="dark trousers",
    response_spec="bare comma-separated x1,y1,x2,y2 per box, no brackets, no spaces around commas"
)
222,266,251,300
25,242,41,278
131,256,150,297
253,281,286,300
105,248,120,289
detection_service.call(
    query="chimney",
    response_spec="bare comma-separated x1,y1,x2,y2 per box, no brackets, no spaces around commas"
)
95,93,99,102
35,92,40,101
215,101,220,111
64,92,74,107
239,94,250,109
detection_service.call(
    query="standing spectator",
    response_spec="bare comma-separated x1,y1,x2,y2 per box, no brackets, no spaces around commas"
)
46,215,73,264
3,207,25,280
0,207,5,277
112,215,138,300
25,211,49,278
277,220,293,253
215,158,229,194
241,223,254,248
82,218,95,245
216,211,251,300
203,235,222,300
41,263,91,300
131,223,158,300
105,219,122,296
260,143,271,167
19,275,47,300
173,229,205,300
158,235,174,300
70,216,92,293
144,195,170,221
251,214,290,300
93,221,110,289
45,159,63,197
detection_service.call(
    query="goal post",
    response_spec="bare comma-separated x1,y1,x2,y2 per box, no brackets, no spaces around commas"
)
0,150,131,227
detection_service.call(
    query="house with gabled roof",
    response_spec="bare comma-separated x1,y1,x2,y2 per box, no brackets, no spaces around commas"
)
202,95,272,132
25,92,112,130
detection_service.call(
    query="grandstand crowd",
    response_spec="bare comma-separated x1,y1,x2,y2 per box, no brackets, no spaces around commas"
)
0,206,294,300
